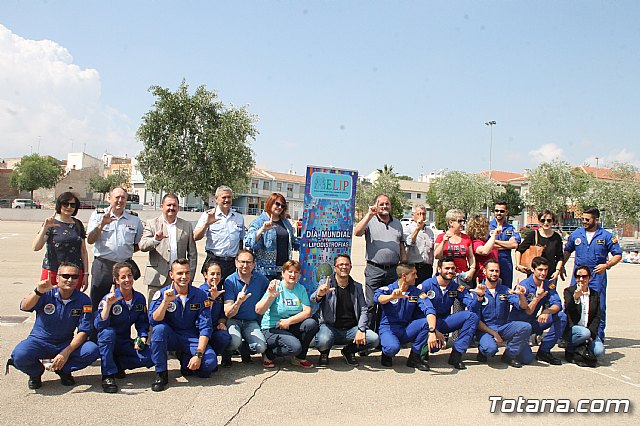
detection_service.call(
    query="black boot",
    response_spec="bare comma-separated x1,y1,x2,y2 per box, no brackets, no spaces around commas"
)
318,350,330,367
448,349,466,370
102,375,118,393
151,371,169,392
55,370,75,386
28,375,43,390
407,350,429,371
341,345,359,366
381,353,393,368
221,353,232,368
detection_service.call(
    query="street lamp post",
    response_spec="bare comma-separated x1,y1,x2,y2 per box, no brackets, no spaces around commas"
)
595,156,600,179
485,120,496,180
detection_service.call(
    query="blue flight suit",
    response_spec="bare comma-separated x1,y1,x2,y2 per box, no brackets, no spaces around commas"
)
417,277,480,354
489,219,521,288
11,289,99,378
95,288,154,376
149,285,216,377
508,275,566,364
474,282,531,361
564,226,622,340
199,282,232,355
373,282,435,357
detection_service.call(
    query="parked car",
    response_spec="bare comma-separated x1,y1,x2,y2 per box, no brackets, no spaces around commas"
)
520,224,540,232
0,198,12,208
12,198,40,209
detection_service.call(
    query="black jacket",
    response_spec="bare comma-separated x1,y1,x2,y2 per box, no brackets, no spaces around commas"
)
563,285,601,340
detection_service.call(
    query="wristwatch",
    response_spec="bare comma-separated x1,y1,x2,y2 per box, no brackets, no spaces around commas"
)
33,288,44,297
195,351,203,359
358,326,366,333
428,327,436,333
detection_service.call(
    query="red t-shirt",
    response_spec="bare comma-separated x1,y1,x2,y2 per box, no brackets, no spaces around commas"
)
435,233,472,273
472,239,498,282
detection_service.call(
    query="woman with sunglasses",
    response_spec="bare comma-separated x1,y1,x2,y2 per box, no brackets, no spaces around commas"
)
245,193,299,281
515,210,564,280
434,209,476,284
32,192,88,291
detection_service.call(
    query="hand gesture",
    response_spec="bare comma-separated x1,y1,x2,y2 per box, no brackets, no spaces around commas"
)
367,205,377,217
36,274,55,294
164,284,177,303
494,225,503,234
535,286,548,299
316,277,334,297
574,288,584,299
276,318,291,330
208,286,225,300
514,284,526,296
99,209,114,228
262,215,275,231
43,214,60,231
206,207,220,225
443,231,452,242
470,283,486,297
105,291,122,307
391,288,409,300
354,329,367,346
154,223,167,241
237,284,252,304
267,281,282,299
416,219,425,229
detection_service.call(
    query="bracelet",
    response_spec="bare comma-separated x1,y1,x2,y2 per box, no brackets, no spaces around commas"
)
34,288,44,297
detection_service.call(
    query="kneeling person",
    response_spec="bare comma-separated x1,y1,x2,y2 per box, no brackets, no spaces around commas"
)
311,254,379,366
149,259,216,391
95,262,154,393
374,263,437,371
199,261,232,363
10,262,99,389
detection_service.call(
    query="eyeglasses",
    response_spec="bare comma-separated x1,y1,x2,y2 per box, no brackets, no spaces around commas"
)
237,260,254,265
540,218,554,223
59,274,80,280
335,263,352,268
61,201,77,208
582,218,593,222
454,219,466,224
575,274,590,280
274,201,287,208
494,209,506,213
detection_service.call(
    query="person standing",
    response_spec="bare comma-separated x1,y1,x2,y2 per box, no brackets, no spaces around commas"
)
489,200,520,287
403,205,435,284
515,210,564,280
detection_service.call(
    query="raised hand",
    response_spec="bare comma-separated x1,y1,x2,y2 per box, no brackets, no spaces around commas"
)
206,207,220,225
267,281,282,299
154,223,167,241
237,284,252,304
535,286,548,299
209,286,225,300
100,208,115,228
367,205,377,217
36,275,55,294
105,292,123,307
316,277,334,297
43,214,60,231
164,283,177,303
391,288,409,300
470,283,486,297
514,284,526,296
262,215,275,231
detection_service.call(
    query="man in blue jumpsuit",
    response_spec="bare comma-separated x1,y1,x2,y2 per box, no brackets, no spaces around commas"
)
149,258,216,392
95,262,153,393
417,256,480,369
474,259,531,368
489,200,521,288
374,263,437,371
199,261,232,359
562,207,622,340
10,262,99,389
509,256,567,365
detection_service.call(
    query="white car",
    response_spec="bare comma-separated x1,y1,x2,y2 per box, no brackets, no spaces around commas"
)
12,198,39,209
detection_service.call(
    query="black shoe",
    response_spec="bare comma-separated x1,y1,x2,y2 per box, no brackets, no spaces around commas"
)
407,350,429,371
536,350,562,365
318,351,330,367
476,351,488,363
341,347,359,366
381,353,393,368
558,338,567,349
151,371,169,392
55,371,75,386
102,376,118,393
180,367,194,377
28,376,42,390
575,359,597,368
564,350,575,364
447,349,466,370
114,370,126,379
221,354,232,368
241,353,253,364
501,353,523,368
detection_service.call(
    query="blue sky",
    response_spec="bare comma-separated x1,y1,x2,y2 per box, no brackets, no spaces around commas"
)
2,1,639,178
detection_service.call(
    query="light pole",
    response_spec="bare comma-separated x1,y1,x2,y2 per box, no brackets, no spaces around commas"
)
485,120,496,180
595,156,600,179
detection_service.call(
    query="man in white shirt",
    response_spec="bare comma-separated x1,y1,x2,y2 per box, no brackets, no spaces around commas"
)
403,205,435,284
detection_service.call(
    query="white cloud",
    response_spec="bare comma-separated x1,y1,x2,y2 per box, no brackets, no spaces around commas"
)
528,143,564,164
584,148,640,168
0,24,135,160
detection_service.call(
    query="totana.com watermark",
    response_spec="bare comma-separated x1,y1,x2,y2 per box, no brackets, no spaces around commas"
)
489,396,631,413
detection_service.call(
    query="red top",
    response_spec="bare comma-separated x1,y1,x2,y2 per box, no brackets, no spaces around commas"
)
472,239,498,282
435,232,473,273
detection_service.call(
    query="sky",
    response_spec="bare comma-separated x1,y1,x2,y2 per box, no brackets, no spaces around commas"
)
2,1,639,178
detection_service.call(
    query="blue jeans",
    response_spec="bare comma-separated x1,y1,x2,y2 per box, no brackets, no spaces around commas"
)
263,318,319,360
226,318,267,355
315,324,380,352
567,326,605,358
478,321,532,359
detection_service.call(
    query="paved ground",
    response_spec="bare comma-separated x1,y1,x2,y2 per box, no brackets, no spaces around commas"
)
0,219,638,425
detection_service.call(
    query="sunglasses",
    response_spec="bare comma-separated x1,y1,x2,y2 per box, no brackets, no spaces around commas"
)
59,273,80,280
540,218,554,223
61,201,77,208
454,219,466,224
575,274,590,280
494,209,506,213
274,201,287,208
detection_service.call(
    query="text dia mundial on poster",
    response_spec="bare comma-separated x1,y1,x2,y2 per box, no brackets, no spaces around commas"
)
299,166,358,295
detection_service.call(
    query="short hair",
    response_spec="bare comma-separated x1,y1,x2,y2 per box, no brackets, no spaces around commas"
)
170,258,190,270
483,258,500,269
236,249,255,261
375,194,390,204
202,261,222,276
281,259,301,273
412,204,427,213
531,256,549,269
334,254,351,265
111,186,127,196
494,200,507,209
574,265,591,278
161,193,179,205
58,262,80,273
55,191,80,216
445,209,464,223
584,207,600,218
537,209,557,223
112,262,133,281
466,214,489,240
396,262,415,277
437,256,456,268
215,186,233,197
265,193,288,215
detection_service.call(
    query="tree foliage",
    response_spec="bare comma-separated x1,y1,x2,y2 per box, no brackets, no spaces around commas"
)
492,184,524,218
136,80,257,199
10,154,64,199
426,171,499,218
356,165,411,218
89,171,130,201
525,160,578,220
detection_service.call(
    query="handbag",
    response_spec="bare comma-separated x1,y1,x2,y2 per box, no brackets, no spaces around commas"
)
519,231,545,270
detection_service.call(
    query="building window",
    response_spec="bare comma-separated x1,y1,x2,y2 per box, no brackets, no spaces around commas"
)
404,193,412,199
263,181,270,190
416,193,422,199
277,182,282,191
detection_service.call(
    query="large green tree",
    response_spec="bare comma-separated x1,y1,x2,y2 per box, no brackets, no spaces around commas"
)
10,154,64,199
525,160,578,220
356,165,411,218
427,170,499,219
136,80,257,199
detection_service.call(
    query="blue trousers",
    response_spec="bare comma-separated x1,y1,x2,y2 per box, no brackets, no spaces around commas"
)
225,319,267,355
432,311,479,354
379,318,429,357
97,327,153,376
519,311,567,364
478,321,532,359
315,324,380,352
210,329,232,355
567,326,605,358
151,324,217,378
498,254,514,288
11,336,99,378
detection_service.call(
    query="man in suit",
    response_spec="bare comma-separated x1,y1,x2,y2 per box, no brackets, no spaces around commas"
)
139,194,198,301
563,265,604,367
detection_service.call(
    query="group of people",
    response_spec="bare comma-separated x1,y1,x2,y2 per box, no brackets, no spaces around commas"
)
8,187,623,394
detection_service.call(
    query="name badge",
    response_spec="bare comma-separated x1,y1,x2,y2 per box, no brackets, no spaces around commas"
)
135,304,145,312
448,291,458,298
408,296,418,303
498,294,509,301
189,303,201,311
71,308,82,317
596,239,605,245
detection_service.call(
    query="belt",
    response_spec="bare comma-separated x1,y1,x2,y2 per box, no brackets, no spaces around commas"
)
366,260,397,270
206,252,235,262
